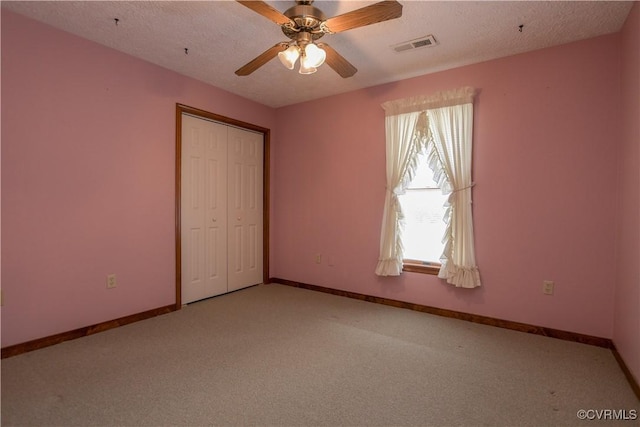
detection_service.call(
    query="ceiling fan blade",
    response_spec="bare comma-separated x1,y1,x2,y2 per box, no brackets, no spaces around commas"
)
235,43,288,76
317,43,357,78
323,0,402,34
236,1,294,26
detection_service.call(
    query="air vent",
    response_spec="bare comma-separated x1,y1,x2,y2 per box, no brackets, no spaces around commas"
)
391,35,437,53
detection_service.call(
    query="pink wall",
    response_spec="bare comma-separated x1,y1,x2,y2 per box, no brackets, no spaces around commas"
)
272,34,622,339
1,10,276,347
614,3,640,383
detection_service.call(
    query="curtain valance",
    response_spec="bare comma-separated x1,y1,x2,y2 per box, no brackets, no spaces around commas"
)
381,86,476,116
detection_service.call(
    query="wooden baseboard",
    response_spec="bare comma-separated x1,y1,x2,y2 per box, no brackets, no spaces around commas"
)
612,345,640,401
270,277,640,401
271,278,612,347
1,304,177,359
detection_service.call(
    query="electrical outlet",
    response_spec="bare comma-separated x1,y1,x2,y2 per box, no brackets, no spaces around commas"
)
107,274,117,289
315,254,322,264
542,280,554,295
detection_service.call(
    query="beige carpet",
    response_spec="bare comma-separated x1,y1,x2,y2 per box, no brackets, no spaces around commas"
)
1,283,638,426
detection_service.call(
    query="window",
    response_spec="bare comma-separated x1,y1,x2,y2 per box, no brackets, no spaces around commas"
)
375,87,481,288
398,151,448,274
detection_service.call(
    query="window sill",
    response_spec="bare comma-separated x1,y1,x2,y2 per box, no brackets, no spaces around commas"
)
402,261,440,275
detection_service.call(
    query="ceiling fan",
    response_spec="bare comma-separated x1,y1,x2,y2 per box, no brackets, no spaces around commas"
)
235,0,403,78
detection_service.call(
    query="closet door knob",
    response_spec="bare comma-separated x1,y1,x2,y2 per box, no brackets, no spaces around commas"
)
237,216,242,221
212,218,217,222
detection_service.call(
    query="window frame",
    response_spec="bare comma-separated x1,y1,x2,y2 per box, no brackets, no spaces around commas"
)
402,259,440,275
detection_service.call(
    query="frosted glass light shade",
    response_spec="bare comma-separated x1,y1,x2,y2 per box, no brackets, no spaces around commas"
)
298,61,317,74
303,43,326,68
278,45,300,70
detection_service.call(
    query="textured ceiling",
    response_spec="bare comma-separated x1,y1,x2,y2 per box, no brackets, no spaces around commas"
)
2,0,634,108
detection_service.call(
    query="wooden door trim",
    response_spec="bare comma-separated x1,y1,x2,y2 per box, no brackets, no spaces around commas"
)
175,104,270,309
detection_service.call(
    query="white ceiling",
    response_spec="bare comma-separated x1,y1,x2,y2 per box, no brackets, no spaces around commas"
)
2,0,634,108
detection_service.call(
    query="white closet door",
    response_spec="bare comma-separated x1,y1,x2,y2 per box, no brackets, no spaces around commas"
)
181,114,229,304
227,126,264,291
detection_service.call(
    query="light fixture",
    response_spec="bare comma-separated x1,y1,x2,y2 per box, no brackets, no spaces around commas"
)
277,44,300,70
277,31,326,75
298,60,317,75
303,43,326,68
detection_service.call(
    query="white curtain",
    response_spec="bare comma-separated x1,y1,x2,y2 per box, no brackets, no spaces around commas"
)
375,87,481,288
374,110,426,276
